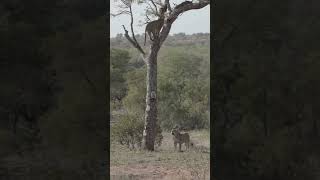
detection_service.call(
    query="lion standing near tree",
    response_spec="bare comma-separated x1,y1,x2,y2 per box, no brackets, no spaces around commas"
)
171,125,192,152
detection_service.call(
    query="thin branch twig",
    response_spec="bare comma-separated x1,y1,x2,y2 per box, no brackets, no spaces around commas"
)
110,11,131,17
149,0,159,14
146,3,158,17
128,5,145,56
122,25,145,56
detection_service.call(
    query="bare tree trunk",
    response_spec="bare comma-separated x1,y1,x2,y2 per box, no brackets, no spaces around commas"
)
143,43,160,151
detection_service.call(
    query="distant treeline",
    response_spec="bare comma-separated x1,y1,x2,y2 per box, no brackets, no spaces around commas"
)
110,33,210,48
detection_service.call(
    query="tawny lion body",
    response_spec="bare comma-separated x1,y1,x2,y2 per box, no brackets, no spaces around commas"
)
171,128,190,152
144,18,164,46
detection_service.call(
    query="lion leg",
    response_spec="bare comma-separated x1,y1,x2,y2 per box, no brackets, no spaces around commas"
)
174,142,177,150
179,143,182,152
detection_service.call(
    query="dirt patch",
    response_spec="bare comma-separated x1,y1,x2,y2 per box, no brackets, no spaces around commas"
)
111,164,201,180
110,131,210,179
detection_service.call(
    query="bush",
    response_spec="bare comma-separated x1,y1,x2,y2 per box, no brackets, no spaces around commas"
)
154,124,163,147
158,52,210,131
111,113,163,149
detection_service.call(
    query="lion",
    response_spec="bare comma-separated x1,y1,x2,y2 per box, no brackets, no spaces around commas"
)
171,128,191,152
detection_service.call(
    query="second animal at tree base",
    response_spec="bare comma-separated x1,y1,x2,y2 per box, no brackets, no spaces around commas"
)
171,128,191,152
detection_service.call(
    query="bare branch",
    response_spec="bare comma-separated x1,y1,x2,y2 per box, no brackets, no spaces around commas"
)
146,3,159,17
128,5,145,55
122,25,146,56
115,0,146,58
142,14,152,24
111,0,131,17
110,11,131,17
154,0,163,6
172,0,209,13
129,5,135,37
146,14,151,22
149,0,159,14
159,0,210,46
119,0,131,7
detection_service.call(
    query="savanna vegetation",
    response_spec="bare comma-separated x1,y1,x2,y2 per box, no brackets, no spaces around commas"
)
111,130,210,179
111,0,210,151
110,33,210,145
110,33,210,179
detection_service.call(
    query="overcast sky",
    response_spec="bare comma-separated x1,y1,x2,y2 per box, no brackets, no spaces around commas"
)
110,0,210,37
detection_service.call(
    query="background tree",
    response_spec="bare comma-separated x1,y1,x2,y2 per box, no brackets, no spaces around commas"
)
158,51,209,130
110,36,210,132
110,49,130,110
112,0,210,151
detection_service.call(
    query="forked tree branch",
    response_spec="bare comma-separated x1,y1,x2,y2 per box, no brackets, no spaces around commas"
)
121,3,146,57
159,0,210,46
149,0,159,14
129,6,139,47
116,0,209,58
122,25,145,56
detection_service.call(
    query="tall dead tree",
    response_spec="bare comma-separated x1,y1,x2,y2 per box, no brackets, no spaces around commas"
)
112,0,210,151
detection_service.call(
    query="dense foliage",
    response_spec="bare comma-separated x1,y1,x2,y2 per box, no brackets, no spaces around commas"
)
111,112,163,149
110,34,210,133
158,49,210,130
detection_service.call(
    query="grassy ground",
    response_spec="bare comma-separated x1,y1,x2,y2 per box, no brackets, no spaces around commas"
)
110,130,210,180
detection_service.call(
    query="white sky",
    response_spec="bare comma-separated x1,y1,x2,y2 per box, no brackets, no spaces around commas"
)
110,0,210,37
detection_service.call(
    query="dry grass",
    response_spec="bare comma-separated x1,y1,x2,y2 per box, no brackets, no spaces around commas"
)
110,130,210,180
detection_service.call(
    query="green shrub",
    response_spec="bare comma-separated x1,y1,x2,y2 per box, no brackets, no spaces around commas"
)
111,113,163,149
154,124,163,147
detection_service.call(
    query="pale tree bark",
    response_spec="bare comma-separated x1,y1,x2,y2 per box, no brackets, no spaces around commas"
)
113,0,210,151
143,40,160,150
